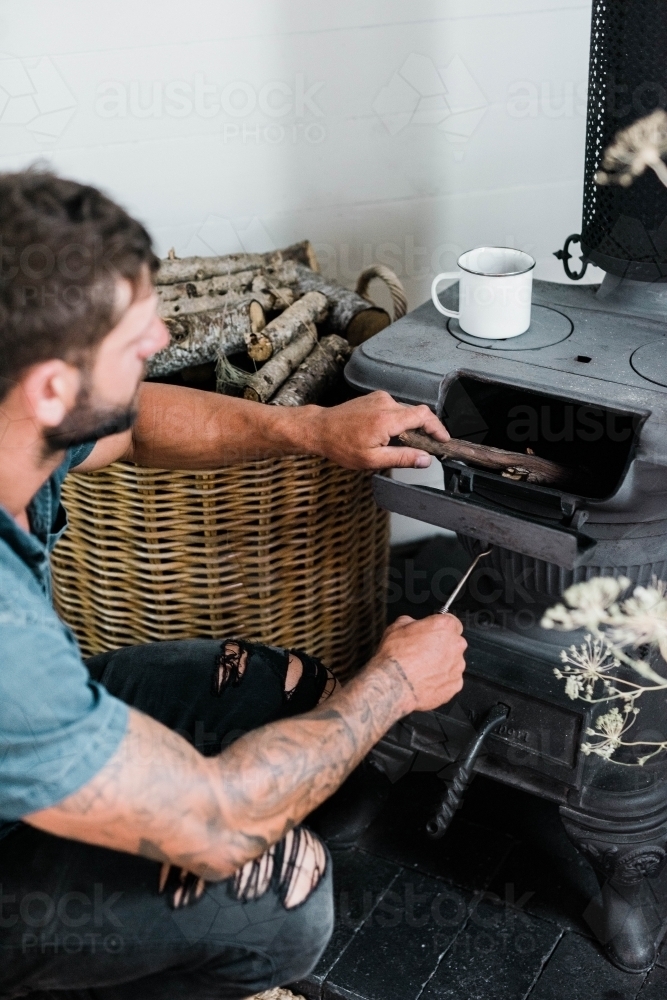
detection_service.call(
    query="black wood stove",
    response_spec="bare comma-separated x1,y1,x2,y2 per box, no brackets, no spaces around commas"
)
346,0,667,974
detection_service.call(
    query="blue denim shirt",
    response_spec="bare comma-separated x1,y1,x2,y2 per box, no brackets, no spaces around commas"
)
0,445,129,836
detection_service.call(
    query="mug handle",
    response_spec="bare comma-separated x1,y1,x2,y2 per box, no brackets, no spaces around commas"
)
431,272,460,318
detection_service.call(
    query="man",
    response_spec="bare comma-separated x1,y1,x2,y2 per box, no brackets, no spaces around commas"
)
0,171,466,999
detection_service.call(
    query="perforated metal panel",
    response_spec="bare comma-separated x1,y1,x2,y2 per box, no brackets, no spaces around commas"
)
581,0,667,280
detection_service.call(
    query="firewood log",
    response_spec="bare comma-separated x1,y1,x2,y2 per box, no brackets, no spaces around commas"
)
243,325,318,403
156,244,315,286
247,291,328,362
251,271,296,310
146,299,265,378
397,429,577,489
157,251,282,285
159,290,274,320
157,269,258,302
278,239,319,272
271,335,352,407
291,263,390,345
156,260,298,307
267,287,295,310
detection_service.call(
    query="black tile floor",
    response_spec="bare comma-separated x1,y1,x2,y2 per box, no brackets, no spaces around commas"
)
291,536,667,1000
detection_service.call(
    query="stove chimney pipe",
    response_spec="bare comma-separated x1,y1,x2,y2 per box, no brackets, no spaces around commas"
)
578,0,667,282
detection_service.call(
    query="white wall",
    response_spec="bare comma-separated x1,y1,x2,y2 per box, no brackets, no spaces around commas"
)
0,0,602,543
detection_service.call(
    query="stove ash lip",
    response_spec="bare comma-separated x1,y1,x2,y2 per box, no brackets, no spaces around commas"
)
438,452,638,518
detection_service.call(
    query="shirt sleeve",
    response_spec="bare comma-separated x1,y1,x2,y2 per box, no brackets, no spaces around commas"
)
0,603,129,821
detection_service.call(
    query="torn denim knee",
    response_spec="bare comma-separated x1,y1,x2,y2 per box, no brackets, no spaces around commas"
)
230,827,328,910
158,862,206,910
212,639,249,695
282,648,337,714
212,639,337,711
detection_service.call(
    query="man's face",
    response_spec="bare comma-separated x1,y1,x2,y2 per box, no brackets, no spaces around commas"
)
44,270,169,452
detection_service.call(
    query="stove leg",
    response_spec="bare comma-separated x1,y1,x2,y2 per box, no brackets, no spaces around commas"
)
560,803,667,973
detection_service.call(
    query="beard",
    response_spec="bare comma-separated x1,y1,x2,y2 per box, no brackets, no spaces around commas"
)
43,380,139,456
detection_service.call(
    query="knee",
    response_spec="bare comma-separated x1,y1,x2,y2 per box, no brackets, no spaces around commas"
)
271,840,334,985
230,828,334,985
231,827,329,911
216,639,338,711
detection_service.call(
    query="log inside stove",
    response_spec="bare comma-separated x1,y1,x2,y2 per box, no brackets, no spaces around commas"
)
437,375,644,502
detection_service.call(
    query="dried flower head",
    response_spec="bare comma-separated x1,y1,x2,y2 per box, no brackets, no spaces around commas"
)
541,576,630,631
607,579,667,661
580,704,637,761
553,634,619,701
595,109,667,188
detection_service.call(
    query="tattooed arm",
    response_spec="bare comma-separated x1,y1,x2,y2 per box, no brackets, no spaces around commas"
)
25,614,466,880
74,382,450,474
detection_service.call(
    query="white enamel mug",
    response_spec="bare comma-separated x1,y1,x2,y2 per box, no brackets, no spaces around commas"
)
431,247,535,339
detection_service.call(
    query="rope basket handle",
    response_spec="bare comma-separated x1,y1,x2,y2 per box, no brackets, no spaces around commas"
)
355,264,408,322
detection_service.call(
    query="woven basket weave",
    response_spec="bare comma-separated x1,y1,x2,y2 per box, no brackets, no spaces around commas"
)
51,457,389,678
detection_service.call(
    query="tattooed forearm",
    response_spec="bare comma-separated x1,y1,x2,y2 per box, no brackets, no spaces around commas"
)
201,656,409,870
25,653,412,881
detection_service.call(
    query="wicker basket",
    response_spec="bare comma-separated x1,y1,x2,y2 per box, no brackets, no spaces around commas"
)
51,457,390,678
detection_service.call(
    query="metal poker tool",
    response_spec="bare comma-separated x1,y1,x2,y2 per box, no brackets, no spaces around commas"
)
438,548,492,614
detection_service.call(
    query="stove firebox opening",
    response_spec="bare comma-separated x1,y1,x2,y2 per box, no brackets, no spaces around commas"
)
442,375,642,501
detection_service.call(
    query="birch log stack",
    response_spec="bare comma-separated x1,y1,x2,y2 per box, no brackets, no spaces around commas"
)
247,291,328,362
242,325,318,403
147,241,402,389
252,988,306,1000
271,335,352,407
275,239,320,271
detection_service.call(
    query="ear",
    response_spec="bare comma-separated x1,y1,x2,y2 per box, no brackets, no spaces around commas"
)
21,360,82,430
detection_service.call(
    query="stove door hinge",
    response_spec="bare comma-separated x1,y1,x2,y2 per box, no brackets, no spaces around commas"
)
443,463,474,495
561,498,589,531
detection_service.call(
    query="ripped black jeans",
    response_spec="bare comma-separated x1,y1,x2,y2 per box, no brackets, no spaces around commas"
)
0,639,335,1000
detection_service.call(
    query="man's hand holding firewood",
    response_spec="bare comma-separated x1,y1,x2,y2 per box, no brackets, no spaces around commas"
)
75,378,451,476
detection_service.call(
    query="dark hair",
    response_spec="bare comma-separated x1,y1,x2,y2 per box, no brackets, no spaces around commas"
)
0,169,160,401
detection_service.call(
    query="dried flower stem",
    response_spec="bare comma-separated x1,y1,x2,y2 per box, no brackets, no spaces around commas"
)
542,577,667,766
